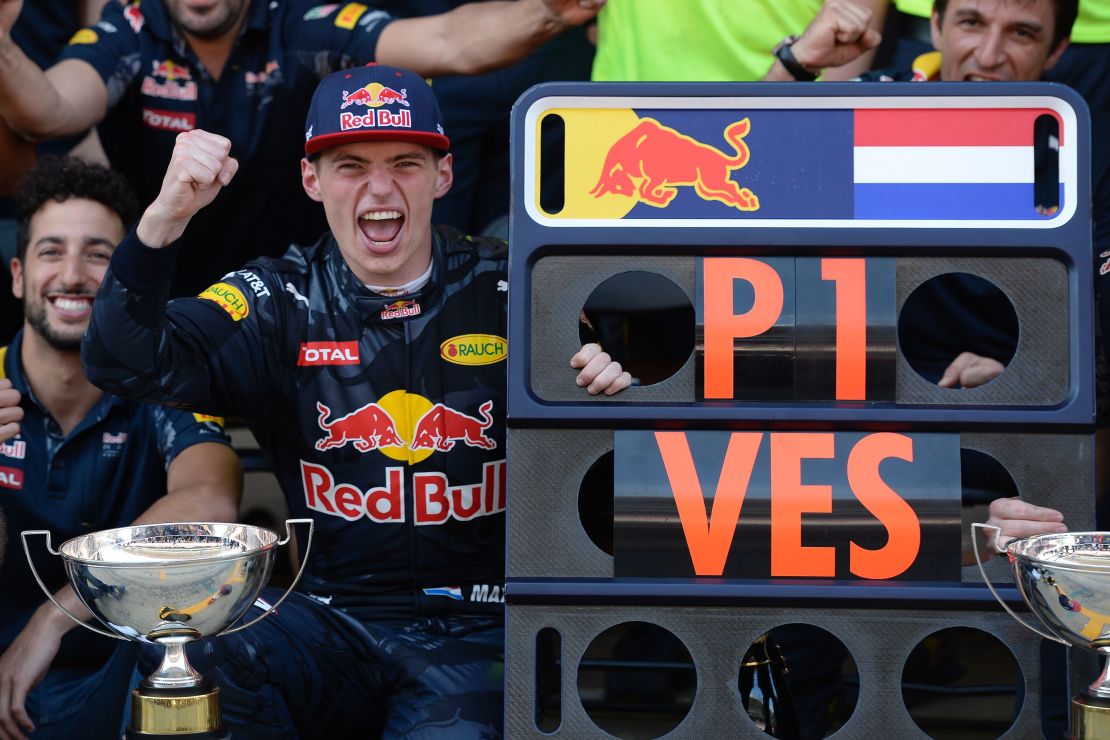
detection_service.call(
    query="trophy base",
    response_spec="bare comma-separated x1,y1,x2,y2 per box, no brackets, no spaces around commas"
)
1069,693,1110,740
126,685,228,739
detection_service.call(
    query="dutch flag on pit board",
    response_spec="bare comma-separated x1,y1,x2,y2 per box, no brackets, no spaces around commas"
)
853,108,1064,220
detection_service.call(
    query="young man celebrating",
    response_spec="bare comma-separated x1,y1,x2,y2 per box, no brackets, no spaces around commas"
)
83,65,628,737
0,156,241,740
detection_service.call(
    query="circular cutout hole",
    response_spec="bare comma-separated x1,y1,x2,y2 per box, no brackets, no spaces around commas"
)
742,625,859,738
901,627,1022,739
578,452,614,556
578,621,695,738
579,271,694,386
898,273,1018,388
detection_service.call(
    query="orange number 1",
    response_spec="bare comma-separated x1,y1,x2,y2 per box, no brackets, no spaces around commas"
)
821,259,867,400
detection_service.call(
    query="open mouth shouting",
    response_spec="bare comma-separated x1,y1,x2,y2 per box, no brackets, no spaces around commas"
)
358,209,405,252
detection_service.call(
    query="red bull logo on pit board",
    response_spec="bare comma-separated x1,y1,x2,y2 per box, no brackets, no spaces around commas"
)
591,117,759,212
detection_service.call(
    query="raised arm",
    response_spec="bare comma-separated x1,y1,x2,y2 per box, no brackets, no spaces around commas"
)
375,0,604,77
0,0,108,141
762,0,881,82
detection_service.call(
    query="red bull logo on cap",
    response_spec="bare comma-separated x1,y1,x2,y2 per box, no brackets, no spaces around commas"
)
341,83,409,109
591,117,759,212
340,83,412,132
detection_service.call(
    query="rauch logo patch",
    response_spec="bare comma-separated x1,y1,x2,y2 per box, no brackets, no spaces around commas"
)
198,282,249,321
440,334,506,366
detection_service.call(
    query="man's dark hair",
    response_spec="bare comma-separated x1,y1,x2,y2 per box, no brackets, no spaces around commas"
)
15,156,139,262
934,0,1078,51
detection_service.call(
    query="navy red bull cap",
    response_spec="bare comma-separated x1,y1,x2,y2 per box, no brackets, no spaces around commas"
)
304,63,449,158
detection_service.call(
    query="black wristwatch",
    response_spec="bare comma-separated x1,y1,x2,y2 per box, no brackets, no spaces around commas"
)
773,36,819,81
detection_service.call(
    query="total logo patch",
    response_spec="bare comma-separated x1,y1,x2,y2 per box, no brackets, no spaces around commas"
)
198,282,249,321
440,334,506,366
299,341,360,366
142,108,196,132
0,465,23,491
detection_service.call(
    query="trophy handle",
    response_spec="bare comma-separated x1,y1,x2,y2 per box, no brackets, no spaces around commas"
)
20,530,130,642
971,523,1069,646
219,517,315,636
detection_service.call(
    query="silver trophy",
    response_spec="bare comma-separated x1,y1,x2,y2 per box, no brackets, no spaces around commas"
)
974,524,1110,739
22,519,313,739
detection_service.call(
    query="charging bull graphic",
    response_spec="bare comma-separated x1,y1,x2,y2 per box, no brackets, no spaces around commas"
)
341,83,409,109
315,401,404,452
410,400,497,452
590,117,759,212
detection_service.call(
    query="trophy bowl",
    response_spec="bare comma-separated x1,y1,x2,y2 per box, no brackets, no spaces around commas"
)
58,522,279,643
974,525,1110,739
1007,531,1110,664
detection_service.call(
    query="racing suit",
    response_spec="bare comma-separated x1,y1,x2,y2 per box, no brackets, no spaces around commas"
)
83,224,509,737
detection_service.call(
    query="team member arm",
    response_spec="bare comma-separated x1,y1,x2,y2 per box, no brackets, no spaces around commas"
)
0,437,241,739
375,0,604,76
82,129,282,415
820,0,888,80
0,0,108,141
762,0,881,81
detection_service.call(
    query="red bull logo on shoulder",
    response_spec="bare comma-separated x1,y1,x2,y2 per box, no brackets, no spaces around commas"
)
591,117,759,212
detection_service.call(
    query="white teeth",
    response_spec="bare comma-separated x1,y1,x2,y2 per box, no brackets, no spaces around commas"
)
53,297,91,312
360,211,402,221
